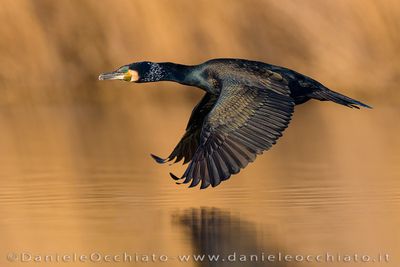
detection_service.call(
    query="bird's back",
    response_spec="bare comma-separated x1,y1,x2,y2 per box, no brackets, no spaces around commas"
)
192,58,293,95
196,58,370,108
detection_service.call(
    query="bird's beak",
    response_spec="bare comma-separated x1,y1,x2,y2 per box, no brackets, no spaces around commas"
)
98,71,126,81
98,69,138,82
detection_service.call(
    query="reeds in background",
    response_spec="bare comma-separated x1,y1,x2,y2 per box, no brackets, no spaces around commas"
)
0,0,399,106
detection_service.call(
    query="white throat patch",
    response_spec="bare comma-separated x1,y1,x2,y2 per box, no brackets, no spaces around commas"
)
129,70,139,82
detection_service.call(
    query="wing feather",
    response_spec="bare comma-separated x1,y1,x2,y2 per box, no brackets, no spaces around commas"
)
151,93,218,164
174,83,294,189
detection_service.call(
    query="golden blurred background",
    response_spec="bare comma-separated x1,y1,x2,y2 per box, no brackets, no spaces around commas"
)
0,1,400,266
1,0,400,105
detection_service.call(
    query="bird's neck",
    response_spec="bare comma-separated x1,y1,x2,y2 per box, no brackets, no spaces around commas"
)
142,62,214,92
157,62,191,82
151,62,205,88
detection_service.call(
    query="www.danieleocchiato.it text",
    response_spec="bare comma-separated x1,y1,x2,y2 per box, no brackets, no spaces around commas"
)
6,251,390,263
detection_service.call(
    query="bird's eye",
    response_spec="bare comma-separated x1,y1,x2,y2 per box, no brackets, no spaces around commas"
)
118,66,129,73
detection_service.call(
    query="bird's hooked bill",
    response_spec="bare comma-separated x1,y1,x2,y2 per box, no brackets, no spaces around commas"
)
98,68,139,82
98,71,125,81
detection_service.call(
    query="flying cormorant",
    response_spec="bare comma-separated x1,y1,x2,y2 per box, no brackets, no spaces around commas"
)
99,58,371,189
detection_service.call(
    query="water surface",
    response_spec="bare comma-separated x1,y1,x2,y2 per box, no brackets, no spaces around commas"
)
0,103,399,266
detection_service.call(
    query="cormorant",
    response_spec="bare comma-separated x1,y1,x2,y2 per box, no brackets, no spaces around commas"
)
99,58,371,189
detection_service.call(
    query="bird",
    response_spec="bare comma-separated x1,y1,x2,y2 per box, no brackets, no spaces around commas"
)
99,58,371,189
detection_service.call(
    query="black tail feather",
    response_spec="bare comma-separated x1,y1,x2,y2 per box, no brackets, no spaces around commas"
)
312,89,372,109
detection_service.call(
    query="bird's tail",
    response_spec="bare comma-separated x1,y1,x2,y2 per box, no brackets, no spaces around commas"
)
311,88,372,109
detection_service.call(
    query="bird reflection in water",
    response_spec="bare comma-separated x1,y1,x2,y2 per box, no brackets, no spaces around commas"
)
174,208,287,267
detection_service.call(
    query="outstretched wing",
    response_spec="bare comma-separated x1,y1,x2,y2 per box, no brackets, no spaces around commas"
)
151,93,219,164
173,82,295,189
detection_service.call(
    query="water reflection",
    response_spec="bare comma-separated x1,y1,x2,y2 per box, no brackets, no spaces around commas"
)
175,208,286,267
0,103,399,267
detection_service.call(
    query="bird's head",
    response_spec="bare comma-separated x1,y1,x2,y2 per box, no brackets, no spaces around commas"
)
98,62,165,83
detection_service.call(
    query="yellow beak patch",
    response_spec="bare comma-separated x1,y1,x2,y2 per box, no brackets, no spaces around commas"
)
124,70,139,82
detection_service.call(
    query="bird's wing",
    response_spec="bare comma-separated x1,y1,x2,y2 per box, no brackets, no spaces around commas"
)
151,92,219,164
172,82,295,189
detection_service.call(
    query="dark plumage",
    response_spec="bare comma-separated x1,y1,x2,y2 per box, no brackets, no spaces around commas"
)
99,58,371,189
